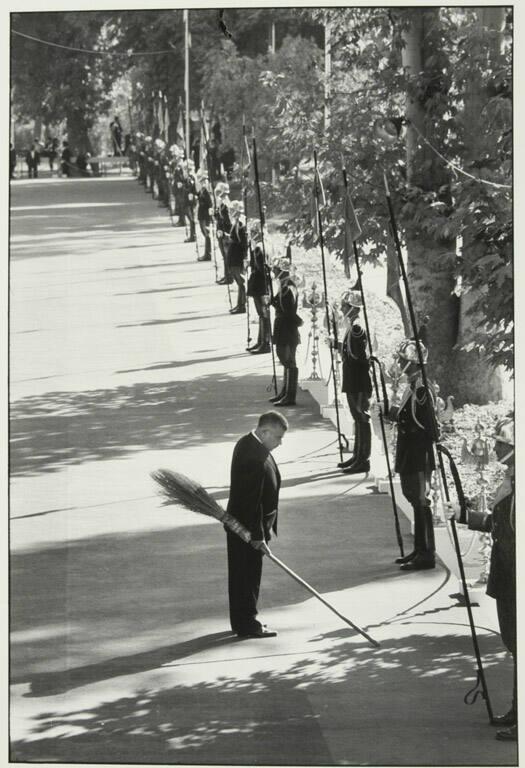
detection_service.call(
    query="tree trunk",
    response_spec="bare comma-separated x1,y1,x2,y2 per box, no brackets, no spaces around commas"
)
66,109,93,155
401,8,502,404
454,7,505,403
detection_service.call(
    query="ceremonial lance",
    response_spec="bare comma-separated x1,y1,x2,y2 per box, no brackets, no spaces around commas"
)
251,130,278,396
313,150,347,462
342,166,405,558
383,171,493,723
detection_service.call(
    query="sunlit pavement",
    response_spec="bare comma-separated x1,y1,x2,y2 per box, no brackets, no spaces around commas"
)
9,175,517,765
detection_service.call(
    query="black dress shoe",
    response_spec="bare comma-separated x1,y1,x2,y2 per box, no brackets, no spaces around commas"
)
342,460,370,475
395,550,416,565
495,725,517,742
197,255,211,262
238,627,277,638
250,345,270,354
400,555,435,571
337,456,356,469
492,710,517,727
230,307,246,315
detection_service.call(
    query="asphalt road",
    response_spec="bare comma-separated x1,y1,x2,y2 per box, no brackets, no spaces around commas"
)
9,174,517,765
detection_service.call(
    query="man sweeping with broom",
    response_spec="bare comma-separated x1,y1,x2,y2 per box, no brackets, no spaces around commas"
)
152,419,379,646
225,411,287,638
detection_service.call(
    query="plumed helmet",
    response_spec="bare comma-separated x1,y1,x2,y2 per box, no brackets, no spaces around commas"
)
340,289,363,308
155,138,165,149
145,136,152,143
215,182,230,195
229,200,243,215
396,339,428,364
493,417,514,446
248,219,261,239
135,131,144,139
272,257,291,274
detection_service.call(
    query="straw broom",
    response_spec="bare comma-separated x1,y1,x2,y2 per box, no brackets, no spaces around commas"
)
152,469,380,648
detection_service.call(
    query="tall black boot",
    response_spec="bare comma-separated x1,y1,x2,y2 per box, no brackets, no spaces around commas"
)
422,506,436,557
400,506,435,570
360,419,371,462
247,318,263,351
275,366,298,406
338,422,358,469
342,419,370,474
251,317,271,354
269,369,287,403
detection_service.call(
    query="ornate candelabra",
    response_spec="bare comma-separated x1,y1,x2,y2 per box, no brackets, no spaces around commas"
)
302,282,324,381
463,421,492,585
384,357,403,456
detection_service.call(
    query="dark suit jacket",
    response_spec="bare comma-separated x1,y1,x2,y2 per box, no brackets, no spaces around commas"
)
226,432,281,542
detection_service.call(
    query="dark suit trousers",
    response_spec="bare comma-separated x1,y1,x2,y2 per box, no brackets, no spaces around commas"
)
227,531,263,634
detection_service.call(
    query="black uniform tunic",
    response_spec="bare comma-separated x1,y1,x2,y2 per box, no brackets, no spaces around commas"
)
341,323,372,396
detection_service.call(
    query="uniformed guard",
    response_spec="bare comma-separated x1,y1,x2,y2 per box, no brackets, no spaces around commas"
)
215,182,233,285
466,417,516,741
269,258,302,407
183,159,197,243
196,170,213,261
247,232,271,354
144,136,154,191
228,200,247,314
336,288,373,474
136,134,146,185
386,339,437,571
173,157,186,227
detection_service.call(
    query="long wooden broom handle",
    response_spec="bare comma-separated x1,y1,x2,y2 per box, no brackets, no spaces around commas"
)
267,551,380,648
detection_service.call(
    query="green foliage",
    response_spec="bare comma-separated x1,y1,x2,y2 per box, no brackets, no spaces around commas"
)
10,7,513,376
11,12,117,149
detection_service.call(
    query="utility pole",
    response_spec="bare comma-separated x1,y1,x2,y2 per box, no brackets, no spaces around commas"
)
269,20,276,54
184,9,190,156
269,20,277,184
324,14,332,132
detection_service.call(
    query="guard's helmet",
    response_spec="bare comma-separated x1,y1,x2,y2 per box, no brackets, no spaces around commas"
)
396,339,428,364
229,200,243,215
340,289,363,308
272,257,291,274
493,417,514,447
215,182,230,195
145,136,153,143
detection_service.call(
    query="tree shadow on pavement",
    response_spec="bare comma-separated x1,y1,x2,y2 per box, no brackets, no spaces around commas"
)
10,632,516,766
10,373,327,476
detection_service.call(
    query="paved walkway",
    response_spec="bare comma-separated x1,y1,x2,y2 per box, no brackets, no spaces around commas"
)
9,176,516,765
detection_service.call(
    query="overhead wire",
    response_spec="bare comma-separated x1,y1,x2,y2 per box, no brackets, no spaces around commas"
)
11,29,175,56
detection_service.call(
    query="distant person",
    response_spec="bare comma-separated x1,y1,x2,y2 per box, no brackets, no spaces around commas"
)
47,138,59,173
10,142,17,179
76,152,90,177
123,133,131,155
110,116,123,156
61,141,72,177
25,140,40,179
